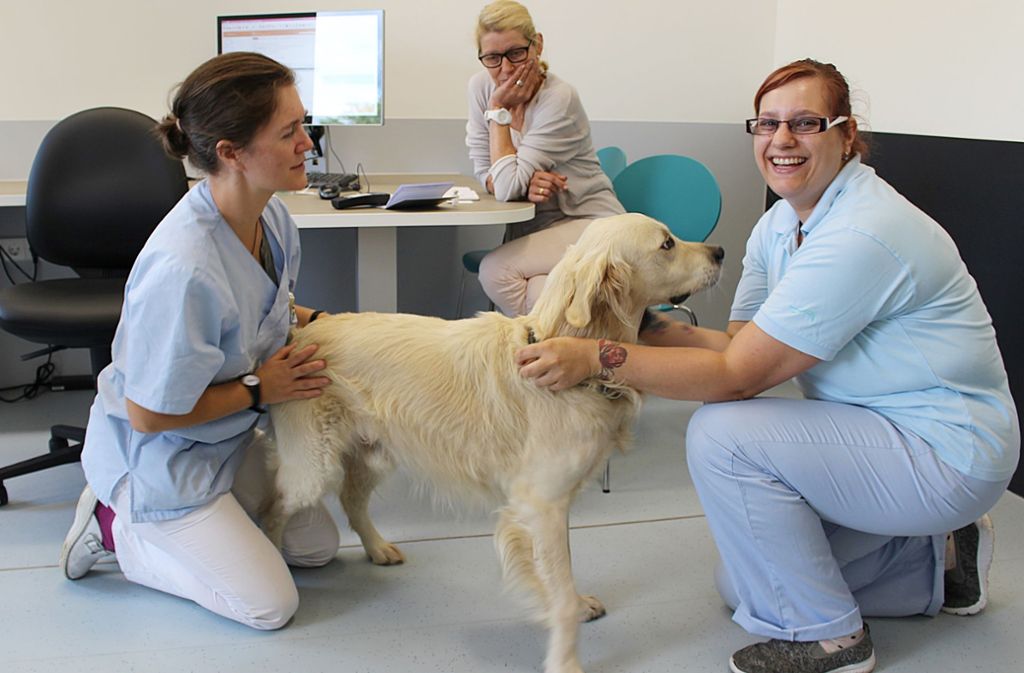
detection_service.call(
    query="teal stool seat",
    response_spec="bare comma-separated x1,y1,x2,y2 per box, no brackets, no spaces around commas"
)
461,249,488,275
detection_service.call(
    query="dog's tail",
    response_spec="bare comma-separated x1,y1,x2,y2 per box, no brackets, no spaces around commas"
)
495,506,548,622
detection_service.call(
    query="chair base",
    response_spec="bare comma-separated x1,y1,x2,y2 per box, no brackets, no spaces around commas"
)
0,424,86,507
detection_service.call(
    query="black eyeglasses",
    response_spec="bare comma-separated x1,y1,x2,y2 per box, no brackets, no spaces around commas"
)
478,40,533,68
746,116,849,135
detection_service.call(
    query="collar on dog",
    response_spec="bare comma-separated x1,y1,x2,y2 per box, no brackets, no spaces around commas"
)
527,327,537,344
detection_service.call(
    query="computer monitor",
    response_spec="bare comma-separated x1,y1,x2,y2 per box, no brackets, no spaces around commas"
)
217,10,384,126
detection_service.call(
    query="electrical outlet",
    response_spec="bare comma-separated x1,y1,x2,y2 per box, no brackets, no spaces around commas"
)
0,237,32,262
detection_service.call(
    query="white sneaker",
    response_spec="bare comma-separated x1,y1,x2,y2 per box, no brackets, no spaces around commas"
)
59,485,113,580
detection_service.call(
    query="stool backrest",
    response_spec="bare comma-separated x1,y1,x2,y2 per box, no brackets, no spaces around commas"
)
596,146,627,182
612,154,721,242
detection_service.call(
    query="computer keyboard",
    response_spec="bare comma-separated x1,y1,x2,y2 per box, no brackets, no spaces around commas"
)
306,171,360,190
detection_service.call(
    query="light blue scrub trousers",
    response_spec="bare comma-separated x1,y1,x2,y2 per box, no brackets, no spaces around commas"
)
685,397,1009,641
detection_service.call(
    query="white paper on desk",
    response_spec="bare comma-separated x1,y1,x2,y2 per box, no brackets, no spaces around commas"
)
444,186,480,202
384,182,455,209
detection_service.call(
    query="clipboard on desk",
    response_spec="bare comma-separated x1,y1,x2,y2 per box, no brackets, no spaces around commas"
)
384,181,455,210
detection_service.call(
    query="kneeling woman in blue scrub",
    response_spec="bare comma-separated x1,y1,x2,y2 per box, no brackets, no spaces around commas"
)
516,59,1019,673
59,52,339,630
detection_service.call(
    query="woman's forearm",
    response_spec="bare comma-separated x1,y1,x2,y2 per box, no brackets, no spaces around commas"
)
596,341,745,401
488,120,516,166
126,381,252,433
640,311,733,351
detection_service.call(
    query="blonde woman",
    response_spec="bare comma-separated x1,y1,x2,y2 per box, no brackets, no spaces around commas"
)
466,0,623,315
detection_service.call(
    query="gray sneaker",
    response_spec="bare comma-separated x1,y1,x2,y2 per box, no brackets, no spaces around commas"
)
729,623,875,673
59,485,113,580
942,514,994,615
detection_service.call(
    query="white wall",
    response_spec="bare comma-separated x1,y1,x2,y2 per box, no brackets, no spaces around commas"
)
0,0,773,125
2,1,1020,136
773,0,1024,142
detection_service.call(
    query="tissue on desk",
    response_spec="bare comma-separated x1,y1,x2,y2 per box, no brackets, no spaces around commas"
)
444,186,480,202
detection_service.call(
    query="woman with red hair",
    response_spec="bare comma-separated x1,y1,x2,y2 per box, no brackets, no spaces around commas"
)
517,59,1018,673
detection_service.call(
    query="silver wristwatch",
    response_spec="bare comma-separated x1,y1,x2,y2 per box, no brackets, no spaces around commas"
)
240,373,265,413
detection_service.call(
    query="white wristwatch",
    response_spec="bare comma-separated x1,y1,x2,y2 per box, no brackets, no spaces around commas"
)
484,108,512,125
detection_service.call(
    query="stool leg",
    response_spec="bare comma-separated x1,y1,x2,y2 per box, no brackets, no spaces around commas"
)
456,269,468,318
602,458,610,493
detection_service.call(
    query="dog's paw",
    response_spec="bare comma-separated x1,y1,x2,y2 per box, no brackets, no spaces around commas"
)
544,660,585,673
577,594,606,622
367,541,406,565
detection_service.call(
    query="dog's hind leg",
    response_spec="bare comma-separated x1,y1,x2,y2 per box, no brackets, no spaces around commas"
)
495,505,547,619
262,450,339,550
340,447,405,565
263,401,346,549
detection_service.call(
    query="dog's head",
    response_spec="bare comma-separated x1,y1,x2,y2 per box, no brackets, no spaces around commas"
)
531,213,723,341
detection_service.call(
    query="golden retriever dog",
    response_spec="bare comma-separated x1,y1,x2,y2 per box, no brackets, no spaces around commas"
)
264,213,723,673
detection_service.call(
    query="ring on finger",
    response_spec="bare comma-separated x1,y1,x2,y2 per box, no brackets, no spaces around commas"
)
515,79,524,87
539,186,545,195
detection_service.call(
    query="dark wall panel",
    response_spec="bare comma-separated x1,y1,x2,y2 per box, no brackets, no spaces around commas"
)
769,132,1024,495
867,133,1024,495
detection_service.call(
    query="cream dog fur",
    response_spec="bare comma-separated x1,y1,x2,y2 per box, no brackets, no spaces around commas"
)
264,213,723,673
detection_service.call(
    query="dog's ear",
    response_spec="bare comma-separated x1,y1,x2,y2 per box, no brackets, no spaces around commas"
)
565,244,633,329
531,231,635,335
531,242,586,334
563,247,609,328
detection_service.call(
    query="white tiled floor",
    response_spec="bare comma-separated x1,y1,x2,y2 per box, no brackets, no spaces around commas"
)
2,388,1022,673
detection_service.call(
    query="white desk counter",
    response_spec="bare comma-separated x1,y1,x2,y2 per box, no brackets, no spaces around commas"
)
0,181,27,208
0,174,535,312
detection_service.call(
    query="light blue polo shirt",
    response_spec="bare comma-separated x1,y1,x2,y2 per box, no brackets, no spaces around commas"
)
731,157,1018,481
81,180,301,522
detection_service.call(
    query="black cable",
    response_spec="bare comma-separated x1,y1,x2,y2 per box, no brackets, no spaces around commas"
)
0,245,37,283
0,350,55,403
356,162,370,193
325,127,349,175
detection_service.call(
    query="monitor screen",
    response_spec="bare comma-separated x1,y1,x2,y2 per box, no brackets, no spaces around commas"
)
217,10,384,125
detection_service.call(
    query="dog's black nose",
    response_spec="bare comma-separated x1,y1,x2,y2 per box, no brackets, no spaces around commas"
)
710,246,725,263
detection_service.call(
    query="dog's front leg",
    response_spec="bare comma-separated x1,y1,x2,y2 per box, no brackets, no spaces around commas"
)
516,495,592,673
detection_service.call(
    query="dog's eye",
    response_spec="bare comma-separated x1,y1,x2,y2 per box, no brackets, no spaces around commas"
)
661,237,675,250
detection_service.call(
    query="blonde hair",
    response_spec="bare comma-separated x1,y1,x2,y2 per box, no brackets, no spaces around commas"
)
475,1,548,72
476,1,538,47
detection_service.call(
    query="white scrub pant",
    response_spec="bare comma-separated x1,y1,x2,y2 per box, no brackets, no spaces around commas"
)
686,397,1009,641
108,432,340,630
479,217,591,316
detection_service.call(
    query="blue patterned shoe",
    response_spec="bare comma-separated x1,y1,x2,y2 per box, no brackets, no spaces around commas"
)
942,514,994,615
729,623,875,673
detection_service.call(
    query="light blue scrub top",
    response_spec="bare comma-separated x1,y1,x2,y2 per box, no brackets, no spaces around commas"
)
81,180,301,522
731,157,1019,482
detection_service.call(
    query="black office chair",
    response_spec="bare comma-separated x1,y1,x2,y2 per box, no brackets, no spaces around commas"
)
0,107,188,506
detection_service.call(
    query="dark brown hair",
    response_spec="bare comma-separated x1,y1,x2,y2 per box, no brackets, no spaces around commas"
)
156,52,295,173
754,58,869,159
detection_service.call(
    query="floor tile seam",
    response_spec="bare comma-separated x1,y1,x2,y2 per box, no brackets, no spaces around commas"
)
0,515,709,573
332,513,709,549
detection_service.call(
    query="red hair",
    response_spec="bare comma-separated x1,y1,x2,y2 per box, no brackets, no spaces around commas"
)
754,59,868,159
